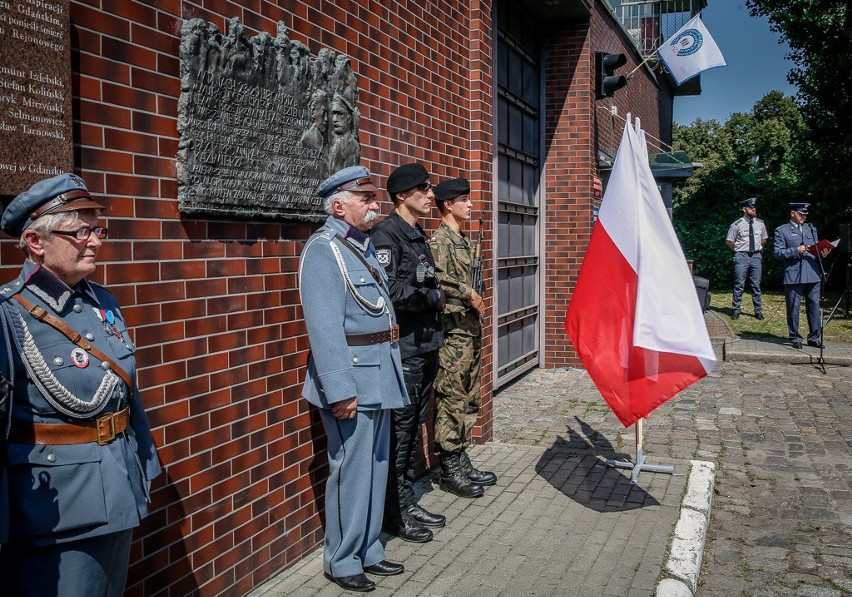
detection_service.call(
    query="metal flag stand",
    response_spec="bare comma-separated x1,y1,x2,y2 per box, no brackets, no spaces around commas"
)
604,418,674,484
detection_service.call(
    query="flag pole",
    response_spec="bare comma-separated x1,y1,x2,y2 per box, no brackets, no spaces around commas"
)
604,417,674,484
626,50,658,79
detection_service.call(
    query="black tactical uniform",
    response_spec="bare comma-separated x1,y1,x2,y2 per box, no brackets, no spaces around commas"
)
370,212,444,358
369,210,445,541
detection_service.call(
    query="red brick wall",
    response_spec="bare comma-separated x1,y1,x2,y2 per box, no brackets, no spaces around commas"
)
542,0,673,369
0,1,493,595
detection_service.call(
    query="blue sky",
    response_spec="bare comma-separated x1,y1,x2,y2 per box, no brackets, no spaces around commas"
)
672,2,797,125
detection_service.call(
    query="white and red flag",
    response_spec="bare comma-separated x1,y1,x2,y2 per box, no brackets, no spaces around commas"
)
565,116,716,427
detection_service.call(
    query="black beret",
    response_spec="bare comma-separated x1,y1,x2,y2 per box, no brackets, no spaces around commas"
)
434,177,470,203
386,163,429,195
1,173,105,236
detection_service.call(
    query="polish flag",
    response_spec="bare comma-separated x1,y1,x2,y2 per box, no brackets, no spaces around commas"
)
565,116,716,427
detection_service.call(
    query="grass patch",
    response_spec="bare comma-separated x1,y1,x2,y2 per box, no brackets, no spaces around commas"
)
709,289,852,342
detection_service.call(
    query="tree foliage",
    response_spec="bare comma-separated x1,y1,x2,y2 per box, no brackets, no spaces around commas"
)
673,92,805,290
747,0,851,213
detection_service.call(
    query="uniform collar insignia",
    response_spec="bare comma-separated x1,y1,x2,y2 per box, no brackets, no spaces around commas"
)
345,226,370,252
24,265,99,312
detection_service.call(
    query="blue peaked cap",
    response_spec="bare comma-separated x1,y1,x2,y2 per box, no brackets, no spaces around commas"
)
2,173,104,236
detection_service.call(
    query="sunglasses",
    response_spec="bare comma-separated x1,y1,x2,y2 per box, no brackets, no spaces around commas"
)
414,181,433,192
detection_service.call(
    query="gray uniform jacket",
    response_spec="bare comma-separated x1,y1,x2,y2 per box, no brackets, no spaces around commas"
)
773,221,821,285
299,216,409,410
0,261,162,546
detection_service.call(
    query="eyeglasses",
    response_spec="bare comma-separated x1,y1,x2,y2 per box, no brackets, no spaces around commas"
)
415,182,433,192
51,226,108,240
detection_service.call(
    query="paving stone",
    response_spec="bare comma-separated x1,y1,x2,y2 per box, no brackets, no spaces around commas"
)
250,336,852,597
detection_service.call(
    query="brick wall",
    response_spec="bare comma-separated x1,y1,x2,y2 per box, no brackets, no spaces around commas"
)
541,0,673,369
0,1,493,595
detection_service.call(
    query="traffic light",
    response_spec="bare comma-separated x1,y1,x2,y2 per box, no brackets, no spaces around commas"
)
595,51,628,99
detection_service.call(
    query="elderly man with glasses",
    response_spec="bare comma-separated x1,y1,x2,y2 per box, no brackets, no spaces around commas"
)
0,173,161,596
369,163,447,544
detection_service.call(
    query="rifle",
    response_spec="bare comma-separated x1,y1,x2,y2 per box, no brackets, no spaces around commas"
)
472,218,484,295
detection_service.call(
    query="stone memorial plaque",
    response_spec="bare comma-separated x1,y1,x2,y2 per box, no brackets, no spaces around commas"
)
178,17,362,221
0,0,74,196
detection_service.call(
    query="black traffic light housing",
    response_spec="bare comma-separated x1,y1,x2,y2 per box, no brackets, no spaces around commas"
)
595,51,628,99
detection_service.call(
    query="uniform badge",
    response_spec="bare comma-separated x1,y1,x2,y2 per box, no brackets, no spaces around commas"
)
71,347,90,368
376,249,391,267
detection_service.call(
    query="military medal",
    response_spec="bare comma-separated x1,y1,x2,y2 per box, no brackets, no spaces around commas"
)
71,347,89,368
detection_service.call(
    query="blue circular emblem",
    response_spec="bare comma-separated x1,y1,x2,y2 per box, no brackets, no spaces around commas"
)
670,28,703,56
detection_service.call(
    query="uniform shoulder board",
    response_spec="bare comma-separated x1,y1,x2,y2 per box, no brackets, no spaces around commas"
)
0,280,23,304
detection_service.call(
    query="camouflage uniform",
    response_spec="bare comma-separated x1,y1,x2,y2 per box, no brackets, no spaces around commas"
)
431,222,481,453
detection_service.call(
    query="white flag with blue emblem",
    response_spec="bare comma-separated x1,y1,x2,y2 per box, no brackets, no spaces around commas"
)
658,13,726,85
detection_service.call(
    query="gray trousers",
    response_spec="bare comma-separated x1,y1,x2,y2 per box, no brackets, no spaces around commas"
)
732,251,763,313
784,282,822,342
320,408,391,577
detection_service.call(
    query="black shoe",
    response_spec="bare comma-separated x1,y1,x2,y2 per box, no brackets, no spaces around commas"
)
382,508,433,543
407,504,446,528
439,453,484,498
792,341,803,349
731,312,740,320
755,313,765,320
807,340,824,348
459,450,497,486
364,560,404,576
324,572,376,592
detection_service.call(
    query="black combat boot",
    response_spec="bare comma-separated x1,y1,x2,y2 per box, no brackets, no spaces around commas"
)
439,452,484,498
459,450,497,486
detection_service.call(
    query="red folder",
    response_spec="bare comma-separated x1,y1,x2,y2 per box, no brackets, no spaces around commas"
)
806,238,839,256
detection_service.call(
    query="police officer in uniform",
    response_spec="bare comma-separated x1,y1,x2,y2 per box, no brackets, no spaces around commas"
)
299,166,408,592
431,177,495,498
369,163,446,543
0,173,162,596
725,197,768,320
773,202,831,349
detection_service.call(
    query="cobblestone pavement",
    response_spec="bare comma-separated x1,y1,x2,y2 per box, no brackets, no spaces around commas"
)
494,358,852,596
252,325,851,596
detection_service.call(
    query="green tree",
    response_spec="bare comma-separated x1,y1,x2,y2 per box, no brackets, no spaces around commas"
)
747,0,852,220
673,92,803,290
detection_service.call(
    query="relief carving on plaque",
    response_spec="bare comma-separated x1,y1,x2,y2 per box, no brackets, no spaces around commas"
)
177,17,361,221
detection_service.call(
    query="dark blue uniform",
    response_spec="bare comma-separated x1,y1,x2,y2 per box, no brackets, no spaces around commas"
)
774,221,822,344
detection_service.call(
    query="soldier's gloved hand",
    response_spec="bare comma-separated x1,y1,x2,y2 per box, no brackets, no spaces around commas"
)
426,289,446,311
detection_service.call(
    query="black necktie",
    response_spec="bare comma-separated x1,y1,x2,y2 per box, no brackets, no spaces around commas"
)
749,219,755,252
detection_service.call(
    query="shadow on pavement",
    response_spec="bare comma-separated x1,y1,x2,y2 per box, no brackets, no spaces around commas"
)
534,417,660,513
